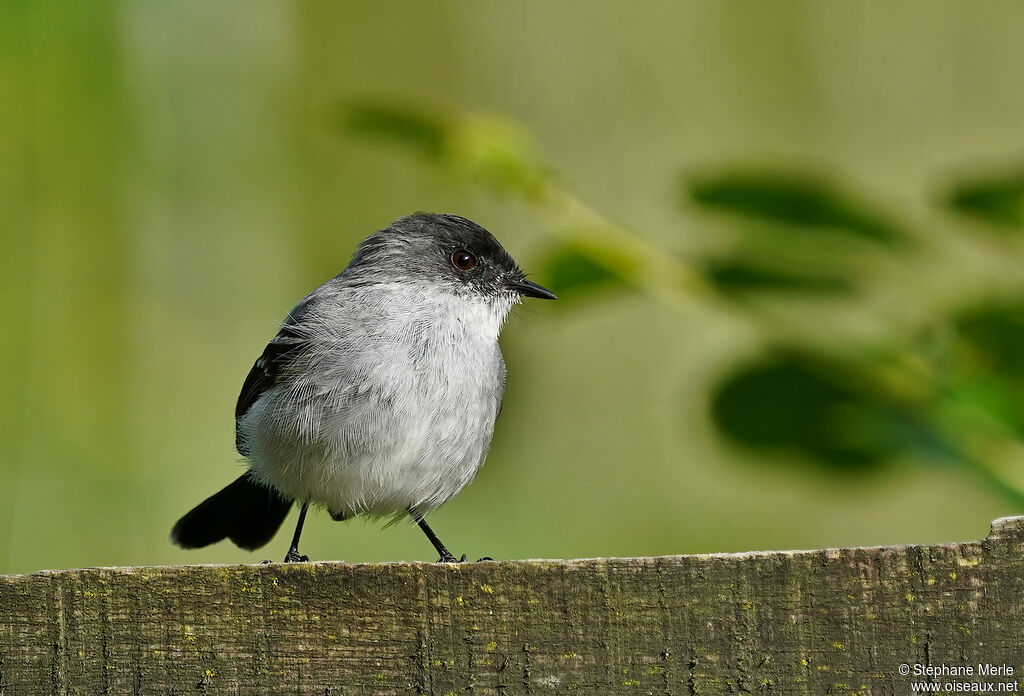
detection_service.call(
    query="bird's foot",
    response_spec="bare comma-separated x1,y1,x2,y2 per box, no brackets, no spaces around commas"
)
284,548,309,563
436,553,494,563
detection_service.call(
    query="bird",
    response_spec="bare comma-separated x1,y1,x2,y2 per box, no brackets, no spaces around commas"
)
170,213,556,563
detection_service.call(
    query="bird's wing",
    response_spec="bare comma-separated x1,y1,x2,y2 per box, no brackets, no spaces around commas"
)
235,297,318,455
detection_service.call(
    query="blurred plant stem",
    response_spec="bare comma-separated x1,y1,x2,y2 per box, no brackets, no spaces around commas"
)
531,192,717,310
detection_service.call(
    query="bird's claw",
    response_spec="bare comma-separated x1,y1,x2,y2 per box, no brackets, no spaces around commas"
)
437,553,494,563
284,549,309,563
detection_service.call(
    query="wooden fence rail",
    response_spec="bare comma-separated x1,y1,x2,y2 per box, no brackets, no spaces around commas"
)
2,517,1024,695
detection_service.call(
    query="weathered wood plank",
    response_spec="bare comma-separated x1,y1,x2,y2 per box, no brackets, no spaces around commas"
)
2,517,1023,695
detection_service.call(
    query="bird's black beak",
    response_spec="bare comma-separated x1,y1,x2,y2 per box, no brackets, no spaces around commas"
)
509,278,557,300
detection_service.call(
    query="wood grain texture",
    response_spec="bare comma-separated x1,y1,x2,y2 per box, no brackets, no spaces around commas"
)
2,517,1023,695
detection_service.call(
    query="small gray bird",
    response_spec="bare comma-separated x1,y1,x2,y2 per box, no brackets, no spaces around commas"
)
171,213,555,562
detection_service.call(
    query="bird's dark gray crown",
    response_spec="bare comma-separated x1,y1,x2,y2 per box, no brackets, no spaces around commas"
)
341,213,525,297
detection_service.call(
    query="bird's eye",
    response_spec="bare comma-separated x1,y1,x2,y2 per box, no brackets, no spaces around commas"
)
451,249,477,271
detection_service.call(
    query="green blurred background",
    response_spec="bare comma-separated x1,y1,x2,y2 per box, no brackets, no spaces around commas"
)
4,2,1024,575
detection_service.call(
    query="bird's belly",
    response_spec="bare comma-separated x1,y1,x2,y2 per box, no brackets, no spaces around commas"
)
243,369,497,519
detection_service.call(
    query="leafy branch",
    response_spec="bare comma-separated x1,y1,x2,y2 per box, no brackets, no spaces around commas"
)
339,97,1024,507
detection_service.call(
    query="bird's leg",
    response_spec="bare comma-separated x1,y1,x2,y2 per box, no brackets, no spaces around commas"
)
283,503,310,563
413,514,466,563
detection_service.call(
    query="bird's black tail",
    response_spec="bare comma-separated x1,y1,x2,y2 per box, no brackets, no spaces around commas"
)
171,473,292,551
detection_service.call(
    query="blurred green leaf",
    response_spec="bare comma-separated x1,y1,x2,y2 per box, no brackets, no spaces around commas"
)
540,246,623,300
938,298,1024,436
710,351,916,470
686,170,906,245
956,299,1024,376
703,258,853,296
944,170,1024,229
340,100,451,159
444,116,549,200
340,100,548,200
